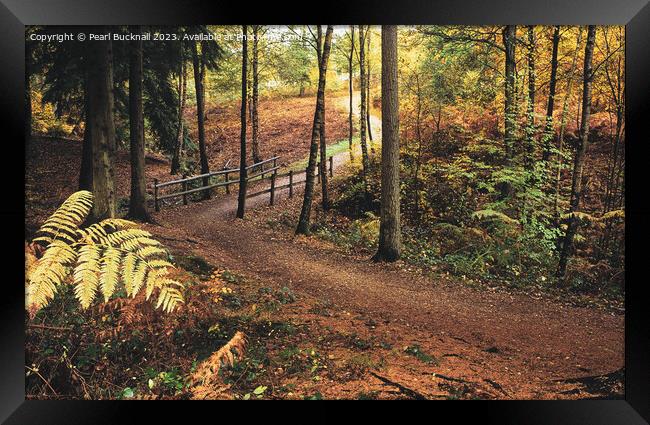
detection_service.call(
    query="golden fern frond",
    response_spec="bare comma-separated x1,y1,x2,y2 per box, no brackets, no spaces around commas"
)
26,241,77,311
155,285,184,313
73,244,101,309
99,247,121,302
190,332,247,396
122,252,138,297
131,262,148,297
34,191,93,245
27,191,185,315
137,245,168,260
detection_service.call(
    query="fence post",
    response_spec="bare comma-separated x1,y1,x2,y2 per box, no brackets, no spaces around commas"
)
225,171,230,194
329,156,334,177
182,174,188,205
317,162,321,184
270,172,276,206
153,179,159,212
289,170,293,198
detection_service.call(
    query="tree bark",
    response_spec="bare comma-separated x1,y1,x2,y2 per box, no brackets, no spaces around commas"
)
542,25,560,162
554,27,583,219
502,25,517,160
87,33,116,221
251,25,262,165
192,41,211,199
358,25,371,200
348,25,355,158
236,25,249,219
557,25,596,281
296,25,333,235
79,79,93,191
524,26,536,169
171,41,186,175
366,29,373,142
317,26,330,210
373,25,401,262
127,26,150,221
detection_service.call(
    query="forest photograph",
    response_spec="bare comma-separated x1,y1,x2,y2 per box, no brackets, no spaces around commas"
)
24,24,625,400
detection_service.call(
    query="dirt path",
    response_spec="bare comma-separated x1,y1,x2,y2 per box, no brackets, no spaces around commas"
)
147,95,623,399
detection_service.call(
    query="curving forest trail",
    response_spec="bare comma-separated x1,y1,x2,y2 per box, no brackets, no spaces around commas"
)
145,94,624,399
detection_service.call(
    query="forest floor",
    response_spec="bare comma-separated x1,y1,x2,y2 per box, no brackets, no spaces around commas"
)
25,93,624,400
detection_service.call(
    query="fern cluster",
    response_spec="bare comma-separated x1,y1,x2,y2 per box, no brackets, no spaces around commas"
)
26,191,183,315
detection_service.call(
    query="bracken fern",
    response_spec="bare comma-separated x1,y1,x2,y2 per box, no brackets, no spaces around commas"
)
26,191,184,315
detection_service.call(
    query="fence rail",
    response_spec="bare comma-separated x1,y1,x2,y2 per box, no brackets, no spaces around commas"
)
153,154,334,212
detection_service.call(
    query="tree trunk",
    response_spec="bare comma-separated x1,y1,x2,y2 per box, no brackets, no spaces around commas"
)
373,25,401,262
192,41,210,199
542,25,560,161
251,25,262,165
236,25,249,219
296,25,333,235
366,29,373,142
557,25,596,282
358,25,371,201
348,25,355,158
503,25,517,160
127,27,150,221
317,27,330,210
79,80,93,191
171,42,186,175
554,27,583,218
524,26,536,169
87,33,116,221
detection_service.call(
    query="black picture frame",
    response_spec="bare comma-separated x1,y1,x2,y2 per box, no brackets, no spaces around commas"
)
2,0,648,422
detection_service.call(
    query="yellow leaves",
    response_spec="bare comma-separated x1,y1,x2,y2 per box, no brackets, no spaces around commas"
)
35,191,93,245
99,247,121,302
73,245,101,309
26,240,76,313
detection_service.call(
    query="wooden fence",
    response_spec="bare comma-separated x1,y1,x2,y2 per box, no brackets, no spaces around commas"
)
153,155,334,212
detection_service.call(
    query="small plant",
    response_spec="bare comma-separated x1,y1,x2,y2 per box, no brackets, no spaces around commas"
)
25,191,184,315
404,344,438,365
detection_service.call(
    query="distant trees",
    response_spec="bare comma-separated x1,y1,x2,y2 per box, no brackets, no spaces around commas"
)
236,25,249,219
358,25,371,200
296,25,333,235
250,26,261,164
191,40,211,200
348,26,356,157
557,25,597,281
373,25,401,262
127,26,150,221
171,31,187,175
542,26,560,162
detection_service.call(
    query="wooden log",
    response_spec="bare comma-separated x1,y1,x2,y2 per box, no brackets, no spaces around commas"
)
154,179,159,212
182,174,188,205
329,155,334,177
289,170,294,197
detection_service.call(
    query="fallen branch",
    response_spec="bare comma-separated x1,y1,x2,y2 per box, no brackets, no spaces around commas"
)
431,372,469,384
484,378,508,396
27,323,73,332
369,371,429,400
